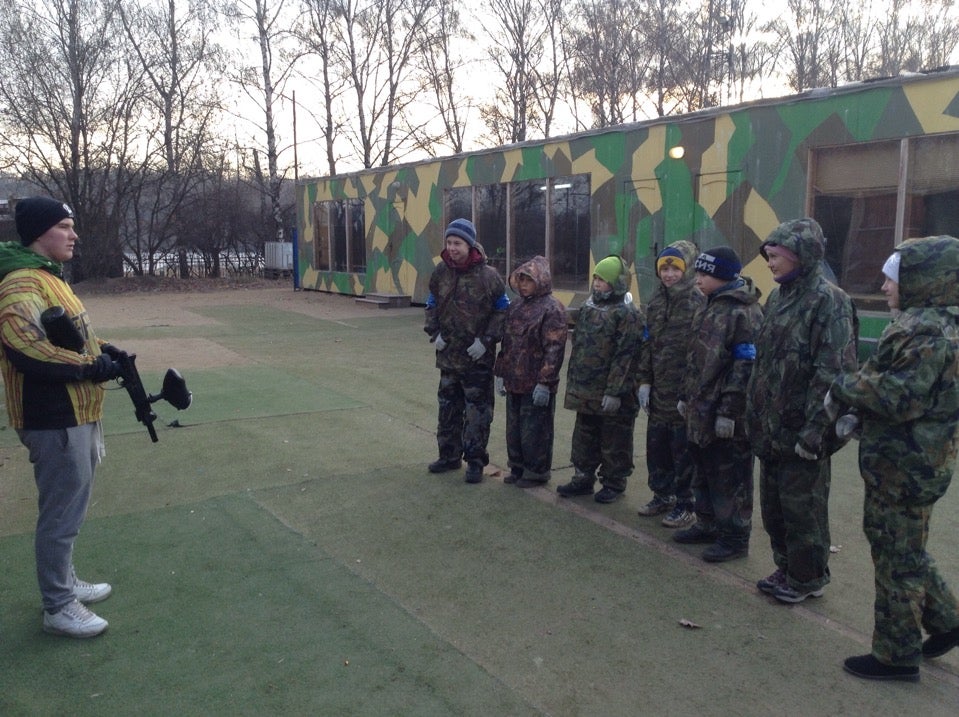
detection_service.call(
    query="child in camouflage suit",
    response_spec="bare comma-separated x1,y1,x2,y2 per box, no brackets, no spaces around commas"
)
635,241,705,528
424,218,510,484
557,255,643,504
830,235,959,683
746,218,859,604
675,247,762,563
493,256,568,487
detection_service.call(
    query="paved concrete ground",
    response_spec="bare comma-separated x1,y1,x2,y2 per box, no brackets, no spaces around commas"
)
0,286,957,716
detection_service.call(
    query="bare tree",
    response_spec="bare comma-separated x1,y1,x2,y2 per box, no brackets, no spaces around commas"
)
568,0,651,128
480,0,545,143
224,0,300,242
300,0,346,174
117,0,225,275
330,0,437,168
763,0,843,93
413,0,472,154
0,0,145,280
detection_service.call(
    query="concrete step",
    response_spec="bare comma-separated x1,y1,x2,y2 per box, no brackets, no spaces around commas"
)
355,293,412,309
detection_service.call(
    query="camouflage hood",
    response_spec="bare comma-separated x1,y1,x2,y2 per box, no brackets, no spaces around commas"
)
896,235,959,310
759,217,825,278
509,255,552,298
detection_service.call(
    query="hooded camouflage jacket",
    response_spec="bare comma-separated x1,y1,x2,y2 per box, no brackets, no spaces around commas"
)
682,275,762,446
494,256,568,394
746,220,859,459
636,240,705,422
831,235,959,506
424,243,509,372
564,256,643,416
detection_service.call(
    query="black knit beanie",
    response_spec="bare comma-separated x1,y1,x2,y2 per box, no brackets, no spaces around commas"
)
15,197,74,246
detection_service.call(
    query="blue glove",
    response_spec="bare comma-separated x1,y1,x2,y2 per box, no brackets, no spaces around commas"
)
495,376,506,396
434,335,447,351
532,383,550,407
676,400,686,418
467,337,486,360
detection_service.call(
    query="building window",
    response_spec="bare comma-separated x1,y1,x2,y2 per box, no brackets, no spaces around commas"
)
313,199,366,274
812,132,959,309
445,176,591,290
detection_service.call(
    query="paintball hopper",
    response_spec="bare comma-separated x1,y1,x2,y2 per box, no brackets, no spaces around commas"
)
157,368,192,410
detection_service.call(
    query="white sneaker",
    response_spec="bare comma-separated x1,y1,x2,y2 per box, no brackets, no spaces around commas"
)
75,579,112,604
42,599,108,638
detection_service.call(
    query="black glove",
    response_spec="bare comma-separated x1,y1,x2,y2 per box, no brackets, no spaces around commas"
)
100,343,126,360
84,354,121,383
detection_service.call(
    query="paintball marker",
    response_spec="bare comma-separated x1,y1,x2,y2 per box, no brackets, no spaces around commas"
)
40,306,192,443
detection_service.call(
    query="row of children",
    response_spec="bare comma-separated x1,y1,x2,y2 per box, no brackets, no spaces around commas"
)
424,217,959,683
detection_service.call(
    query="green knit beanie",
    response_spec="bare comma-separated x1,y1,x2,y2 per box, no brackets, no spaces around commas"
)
593,256,623,284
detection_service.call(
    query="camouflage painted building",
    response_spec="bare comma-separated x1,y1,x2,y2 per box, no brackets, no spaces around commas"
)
295,66,959,339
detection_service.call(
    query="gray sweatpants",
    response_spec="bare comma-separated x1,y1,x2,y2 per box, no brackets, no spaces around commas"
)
18,422,103,612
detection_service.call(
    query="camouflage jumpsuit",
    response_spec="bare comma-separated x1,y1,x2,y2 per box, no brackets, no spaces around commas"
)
564,257,643,492
636,240,705,509
831,235,959,667
682,275,762,550
425,244,508,467
493,256,568,483
746,219,858,594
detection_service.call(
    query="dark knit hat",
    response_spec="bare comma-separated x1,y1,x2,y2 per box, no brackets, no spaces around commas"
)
694,246,741,281
445,218,477,247
15,197,74,246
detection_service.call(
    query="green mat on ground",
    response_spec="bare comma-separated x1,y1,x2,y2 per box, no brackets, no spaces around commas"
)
100,365,364,438
0,494,536,716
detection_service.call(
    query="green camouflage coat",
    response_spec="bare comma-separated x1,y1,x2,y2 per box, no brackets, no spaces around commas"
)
682,276,763,446
746,219,859,459
494,255,568,394
831,235,959,506
564,256,643,416
424,244,509,373
636,240,705,423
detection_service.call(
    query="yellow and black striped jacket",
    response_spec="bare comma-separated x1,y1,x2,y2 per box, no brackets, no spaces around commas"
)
0,243,105,430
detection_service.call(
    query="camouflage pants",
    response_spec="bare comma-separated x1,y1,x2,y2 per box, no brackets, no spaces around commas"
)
646,417,695,506
435,367,494,465
864,485,959,666
688,439,753,549
569,412,636,491
505,392,556,481
759,457,831,592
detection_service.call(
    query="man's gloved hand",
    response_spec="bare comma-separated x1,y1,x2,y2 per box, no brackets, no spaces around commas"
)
433,335,447,352
714,416,735,439
637,384,651,412
836,414,860,440
99,343,126,360
794,441,818,461
823,389,839,422
532,383,550,407
467,337,486,360
601,394,621,413
495,376,506,396
84,354,121,383
676,400,686,418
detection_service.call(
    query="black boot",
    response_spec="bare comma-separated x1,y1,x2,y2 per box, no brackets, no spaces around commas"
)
842,654,919,682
